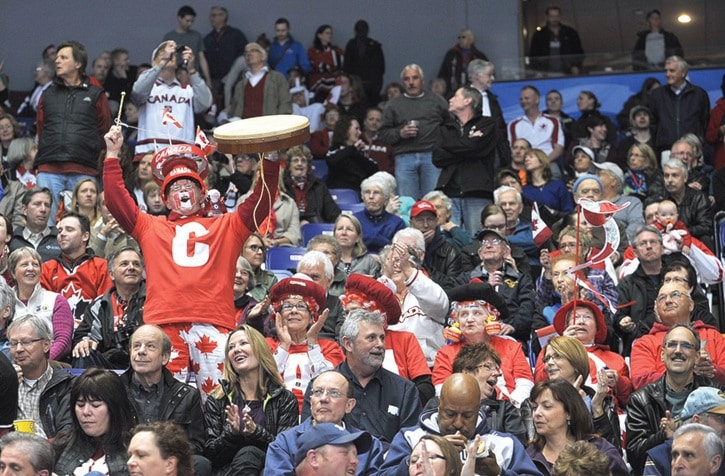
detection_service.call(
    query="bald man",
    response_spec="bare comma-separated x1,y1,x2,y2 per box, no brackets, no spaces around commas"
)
380,373,540,475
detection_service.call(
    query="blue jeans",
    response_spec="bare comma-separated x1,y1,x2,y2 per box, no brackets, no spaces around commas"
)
450,197,492,237
37,172,97,226
394,151,439,200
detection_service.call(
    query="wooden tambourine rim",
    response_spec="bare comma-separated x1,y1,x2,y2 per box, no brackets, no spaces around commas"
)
214,115,310,154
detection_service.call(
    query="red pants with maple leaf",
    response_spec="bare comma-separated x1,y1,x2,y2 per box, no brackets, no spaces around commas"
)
162,322,230,401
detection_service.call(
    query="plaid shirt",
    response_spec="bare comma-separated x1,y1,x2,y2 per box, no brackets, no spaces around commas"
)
17,363,53,434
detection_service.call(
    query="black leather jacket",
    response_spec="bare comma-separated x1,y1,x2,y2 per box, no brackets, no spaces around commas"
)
40,367,74,439
424,230,462,289
626,374,720,475
203,382,298,468
121,367,205,454
54,436,128,476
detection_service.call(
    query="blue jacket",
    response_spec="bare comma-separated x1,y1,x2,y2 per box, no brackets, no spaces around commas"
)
269,36,311,77
379,406,542,476
264,417,384,476
354,209,406,253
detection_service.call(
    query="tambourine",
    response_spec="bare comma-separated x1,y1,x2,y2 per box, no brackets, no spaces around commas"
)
214,115,310,154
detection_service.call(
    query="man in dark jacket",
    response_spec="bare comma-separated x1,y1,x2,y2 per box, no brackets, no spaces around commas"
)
121,324,211,476
632,9,684,70
434,86,498,238
626,323,723,474
649,56,710,155
437,28,488,96
663,158,714,250
409,200,462,289
36,40,111,225
528,5,584,75
8,314,73,439
8,188,59,263
72,247,146,369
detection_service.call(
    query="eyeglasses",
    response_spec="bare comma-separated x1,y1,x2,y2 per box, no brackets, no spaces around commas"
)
656,291,687,303
280,303,308,312
705,413,725,424
9,338,44,349
407,454,447,466
0,125,13,131
542,353,565,364
481,238,502,246
310,388,345,399
246,244,264,252
474,362,501,373
168,182,195,193
664,340,695,351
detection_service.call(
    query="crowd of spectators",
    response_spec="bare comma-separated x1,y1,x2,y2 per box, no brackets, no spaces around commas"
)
2,5,725,476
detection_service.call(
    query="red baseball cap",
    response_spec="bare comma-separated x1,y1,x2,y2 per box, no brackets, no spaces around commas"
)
410,200,436,218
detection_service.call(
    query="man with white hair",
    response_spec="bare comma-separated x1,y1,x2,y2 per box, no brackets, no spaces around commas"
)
468,59,511,168
228,42,292,119
649,56,710,155
379,64,449,200
297,250,345,341
593,161,644,243
131,39,212,155
662,157,714,249
671,423,724,475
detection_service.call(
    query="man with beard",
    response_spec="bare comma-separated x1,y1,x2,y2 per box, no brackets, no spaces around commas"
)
302,309,421,449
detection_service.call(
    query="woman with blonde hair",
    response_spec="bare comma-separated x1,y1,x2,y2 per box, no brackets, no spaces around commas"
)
407,434,463,476
333,213,380,276
623,142,664,201
203,324,298,474
69,178,101,228
522,149,574,222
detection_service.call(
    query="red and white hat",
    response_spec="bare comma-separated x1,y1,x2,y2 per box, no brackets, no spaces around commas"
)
151,144,210,199
341,273,401,326
270,275,327,321
553,299,607,344
410,200,436,218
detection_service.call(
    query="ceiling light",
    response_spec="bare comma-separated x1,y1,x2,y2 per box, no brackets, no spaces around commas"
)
677,13,692,23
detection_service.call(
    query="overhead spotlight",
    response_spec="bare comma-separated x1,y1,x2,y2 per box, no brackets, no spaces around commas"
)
677,13,692,23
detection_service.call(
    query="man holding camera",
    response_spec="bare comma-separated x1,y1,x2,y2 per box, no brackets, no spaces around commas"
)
71,247,146,369
131,39,212,156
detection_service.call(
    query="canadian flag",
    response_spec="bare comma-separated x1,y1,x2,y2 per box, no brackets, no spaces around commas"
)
161,107,183,129
195,126,216,156
531,202,553,247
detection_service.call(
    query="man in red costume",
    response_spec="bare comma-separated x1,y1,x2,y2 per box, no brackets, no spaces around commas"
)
102,125,278,397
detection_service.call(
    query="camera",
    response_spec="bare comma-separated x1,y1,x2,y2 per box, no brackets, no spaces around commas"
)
176,44,189,70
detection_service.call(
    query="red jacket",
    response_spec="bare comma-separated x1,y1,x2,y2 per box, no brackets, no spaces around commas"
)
630,320,725,390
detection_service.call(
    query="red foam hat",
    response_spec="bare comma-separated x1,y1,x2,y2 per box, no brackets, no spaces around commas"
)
151,144,210,199
342,273,401,325
270,276,327,320
553,299,607,344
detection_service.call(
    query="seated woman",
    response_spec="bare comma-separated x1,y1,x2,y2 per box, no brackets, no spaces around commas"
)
354,174,405,253
623,143,664,202
432,281,531,408
426,342,527,444
522,336,620,451
533,300,632,409
266,276,344,411
204,325,298,474
242,234,277,302
333,213,380,277
522,149,574,225
9,247,72,361
125,152,154,211
54,368,134,476
561,145,597,192
307,24,345,102
128,421,194,476
325,115,379,191
69,178,101,229
525,379,627,476
283,145,340,225
407,435,463,476
233,256,258,328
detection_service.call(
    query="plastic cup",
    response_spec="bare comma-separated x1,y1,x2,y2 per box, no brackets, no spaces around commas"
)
13,419,35,433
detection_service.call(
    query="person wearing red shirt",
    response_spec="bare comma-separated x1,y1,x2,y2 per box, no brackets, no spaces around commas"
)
101,125,278,399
